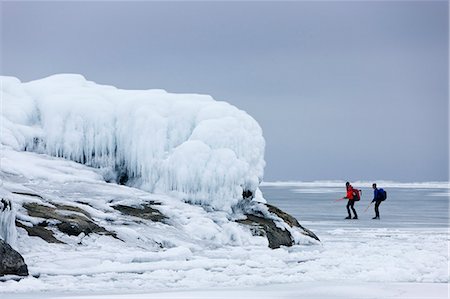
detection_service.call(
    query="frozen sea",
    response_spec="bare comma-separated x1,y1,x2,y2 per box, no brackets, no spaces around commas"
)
262,182,449,229
4,181,448,299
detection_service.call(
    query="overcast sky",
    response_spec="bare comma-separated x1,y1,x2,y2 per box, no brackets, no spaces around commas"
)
1,1,448,182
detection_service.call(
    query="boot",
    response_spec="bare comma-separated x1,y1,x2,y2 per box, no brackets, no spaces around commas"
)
345,216,351,219
372,216,380,219
352,215,358,219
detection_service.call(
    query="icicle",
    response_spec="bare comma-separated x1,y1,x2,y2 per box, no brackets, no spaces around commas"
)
0,198,18,249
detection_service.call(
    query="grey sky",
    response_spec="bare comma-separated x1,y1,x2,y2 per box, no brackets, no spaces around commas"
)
1,1,448,182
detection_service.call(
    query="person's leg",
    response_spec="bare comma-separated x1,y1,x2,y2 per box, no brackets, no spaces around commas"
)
350,200,358,219
346,201,352,219
374,201,381,218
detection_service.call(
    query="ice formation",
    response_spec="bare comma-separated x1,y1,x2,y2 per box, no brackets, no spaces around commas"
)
0,193,17,249
1,74,265,212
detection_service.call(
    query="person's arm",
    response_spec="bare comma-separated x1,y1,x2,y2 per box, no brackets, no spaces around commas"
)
372,190,378,203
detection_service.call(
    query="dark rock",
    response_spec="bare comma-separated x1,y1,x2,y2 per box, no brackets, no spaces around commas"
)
117,172,129,185
0,239,28,277
56,220,92,236
23,202,116,239
242,190,254,200
237,202,320,249
16,221,64,244
112,164,130,185
265,203,320,242
1,198,11,212
265,203,300,227
113,203,166,222
237,215,292,249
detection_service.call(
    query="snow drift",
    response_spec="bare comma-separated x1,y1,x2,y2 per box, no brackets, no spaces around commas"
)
1,74,265,212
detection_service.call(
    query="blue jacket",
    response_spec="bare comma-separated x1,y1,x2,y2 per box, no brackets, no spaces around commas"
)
373,188,382,202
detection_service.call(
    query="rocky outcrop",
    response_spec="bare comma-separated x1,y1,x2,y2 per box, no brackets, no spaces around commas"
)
237,214,293,249
20,202,116,242
237,202,319,249
15,221,64,244
12,191,315,250
13,191,166,244
265,203,320,242
113,203,166,222
0,239,28,276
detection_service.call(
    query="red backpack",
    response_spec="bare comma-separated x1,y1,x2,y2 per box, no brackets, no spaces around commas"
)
352,189,361,201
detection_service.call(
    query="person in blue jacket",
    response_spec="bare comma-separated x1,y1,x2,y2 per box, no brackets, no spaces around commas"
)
371,183,383,219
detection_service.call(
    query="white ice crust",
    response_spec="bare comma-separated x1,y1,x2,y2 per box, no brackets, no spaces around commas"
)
1,74,265,212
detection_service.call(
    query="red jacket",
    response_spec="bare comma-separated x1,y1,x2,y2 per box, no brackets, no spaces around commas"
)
346,185,354,200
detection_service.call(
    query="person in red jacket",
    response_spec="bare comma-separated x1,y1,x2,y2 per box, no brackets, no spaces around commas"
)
344,182,358,219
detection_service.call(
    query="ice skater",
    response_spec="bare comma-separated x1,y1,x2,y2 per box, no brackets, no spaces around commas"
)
371,183,386,219
344,182,358,219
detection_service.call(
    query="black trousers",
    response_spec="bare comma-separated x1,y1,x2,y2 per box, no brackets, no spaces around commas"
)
374,200,382,217
346,199,357,217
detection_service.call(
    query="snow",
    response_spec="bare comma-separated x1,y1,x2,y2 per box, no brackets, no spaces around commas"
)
28,282,448,299
1,74,265,212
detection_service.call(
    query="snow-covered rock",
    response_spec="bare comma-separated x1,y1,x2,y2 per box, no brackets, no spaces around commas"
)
1,74,265,212
0,147,319,257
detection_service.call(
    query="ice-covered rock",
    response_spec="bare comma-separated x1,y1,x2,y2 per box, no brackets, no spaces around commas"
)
0,239,28,277
237,202,320,248
21,202,116,238
1,74,265,212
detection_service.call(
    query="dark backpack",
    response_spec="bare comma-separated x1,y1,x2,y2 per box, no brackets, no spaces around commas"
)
378,188,387,201
352,189,361,201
